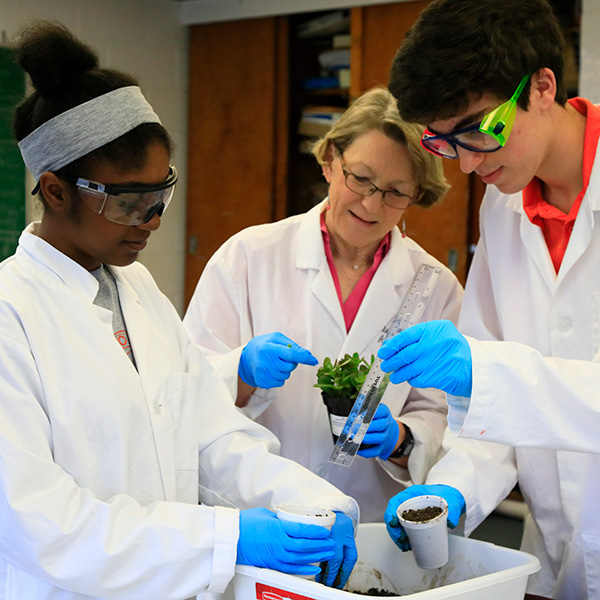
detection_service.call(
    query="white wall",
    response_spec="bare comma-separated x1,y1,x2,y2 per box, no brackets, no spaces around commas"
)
580,0,600,103
0,0,189,314
178,0,413,25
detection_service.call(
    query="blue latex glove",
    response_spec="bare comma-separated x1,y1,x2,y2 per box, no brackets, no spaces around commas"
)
237,508,335,576
239,332,318,389
357,403,399,460
316,512,358,589
378,320,473,397
384,484,466,551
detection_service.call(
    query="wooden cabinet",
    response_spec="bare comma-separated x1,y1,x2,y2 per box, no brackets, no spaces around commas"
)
184,2,471,307
350,1,470,284
285,12,348,218
350,2,429,95
185,17,289,304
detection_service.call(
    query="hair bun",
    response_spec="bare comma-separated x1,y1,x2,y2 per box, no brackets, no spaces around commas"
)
16,21,99,97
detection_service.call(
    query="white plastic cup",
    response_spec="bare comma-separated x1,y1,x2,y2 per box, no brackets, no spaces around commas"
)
397,495,449,569
276,504,336,579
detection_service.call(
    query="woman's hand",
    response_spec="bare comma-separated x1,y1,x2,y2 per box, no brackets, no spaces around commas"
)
239,332,318,389
357,404,400,460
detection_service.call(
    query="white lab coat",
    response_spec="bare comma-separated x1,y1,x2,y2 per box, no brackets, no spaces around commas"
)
184,200,463,523
426,157,600,598
0,223,359,600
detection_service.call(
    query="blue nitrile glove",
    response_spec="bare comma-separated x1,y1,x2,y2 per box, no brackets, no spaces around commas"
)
316,512,358,589
237,508,335,576
384,484,466,551
378,320,472,397
239,332,318,389
357,403,399,460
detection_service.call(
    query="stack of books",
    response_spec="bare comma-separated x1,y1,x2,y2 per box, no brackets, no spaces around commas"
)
298,106,345,138
297,11,350,39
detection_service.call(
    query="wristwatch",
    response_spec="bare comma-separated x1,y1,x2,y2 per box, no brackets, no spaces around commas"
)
388,425,414,460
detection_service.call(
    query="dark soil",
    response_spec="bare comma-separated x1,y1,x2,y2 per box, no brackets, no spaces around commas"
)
349,588,397,596
401,506,443,522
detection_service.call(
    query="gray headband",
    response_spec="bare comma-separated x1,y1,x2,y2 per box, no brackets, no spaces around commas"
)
18,86,162,181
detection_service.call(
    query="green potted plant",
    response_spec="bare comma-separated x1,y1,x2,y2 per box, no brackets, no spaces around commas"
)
314,353,374,444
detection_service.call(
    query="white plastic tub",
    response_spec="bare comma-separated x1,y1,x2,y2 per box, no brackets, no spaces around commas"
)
233,523,540,600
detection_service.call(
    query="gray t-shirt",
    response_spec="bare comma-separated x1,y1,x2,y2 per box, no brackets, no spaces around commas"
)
91,264,137,367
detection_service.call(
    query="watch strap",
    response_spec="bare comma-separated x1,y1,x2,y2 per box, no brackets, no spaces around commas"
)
388,425,414,459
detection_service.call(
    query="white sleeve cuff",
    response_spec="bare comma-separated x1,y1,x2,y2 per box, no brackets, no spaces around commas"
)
447,394,471,435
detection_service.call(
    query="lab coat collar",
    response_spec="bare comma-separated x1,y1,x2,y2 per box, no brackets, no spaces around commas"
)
584,135,600,211
556,144,600,282
506,136,600,286
343,227,417,354
108,266,149,366
296,200,416,350
17,222,100,301
295,199,414,283
296,199,329,269
383,226,417,285
297,200,344,330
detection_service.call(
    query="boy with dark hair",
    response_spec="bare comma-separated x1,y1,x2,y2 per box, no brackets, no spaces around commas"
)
377,0,600,597
389,0,568,124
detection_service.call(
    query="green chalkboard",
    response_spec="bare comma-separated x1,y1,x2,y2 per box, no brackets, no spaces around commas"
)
0,47,25,261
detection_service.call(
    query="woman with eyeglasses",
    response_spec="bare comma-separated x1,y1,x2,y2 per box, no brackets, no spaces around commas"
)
184,86,464,523
0,21,360,600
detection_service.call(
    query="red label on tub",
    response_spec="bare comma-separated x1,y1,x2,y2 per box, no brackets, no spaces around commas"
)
256,583,318,600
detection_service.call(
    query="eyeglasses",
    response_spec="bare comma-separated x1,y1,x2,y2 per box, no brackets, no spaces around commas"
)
62,166,178,226
420,73,532,159
339,156,417,210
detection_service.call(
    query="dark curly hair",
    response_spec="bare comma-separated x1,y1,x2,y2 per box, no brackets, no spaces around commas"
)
12,20,173,187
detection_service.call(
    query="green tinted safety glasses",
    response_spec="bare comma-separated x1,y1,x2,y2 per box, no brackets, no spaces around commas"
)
421,73,532,159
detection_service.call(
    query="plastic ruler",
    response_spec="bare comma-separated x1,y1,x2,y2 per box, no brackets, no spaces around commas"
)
328,263,442,468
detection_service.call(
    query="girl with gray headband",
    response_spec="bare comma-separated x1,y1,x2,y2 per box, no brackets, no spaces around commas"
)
0,21,359,600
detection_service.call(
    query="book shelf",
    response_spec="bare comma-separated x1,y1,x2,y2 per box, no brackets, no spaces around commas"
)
287,10,351,216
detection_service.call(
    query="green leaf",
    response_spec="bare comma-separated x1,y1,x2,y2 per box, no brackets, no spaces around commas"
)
314,353,375,398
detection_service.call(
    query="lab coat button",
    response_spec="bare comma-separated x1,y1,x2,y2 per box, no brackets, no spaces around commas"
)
154,401,162,415
316,466,327,477
558,317,572,332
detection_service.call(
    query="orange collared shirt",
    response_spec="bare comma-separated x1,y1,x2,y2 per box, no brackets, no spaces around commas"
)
522,97,600,273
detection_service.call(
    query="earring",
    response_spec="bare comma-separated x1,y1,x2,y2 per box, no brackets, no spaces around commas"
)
401,218,406,238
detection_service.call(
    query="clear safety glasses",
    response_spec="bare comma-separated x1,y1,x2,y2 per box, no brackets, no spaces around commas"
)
63,166,178,226
420,73,532,159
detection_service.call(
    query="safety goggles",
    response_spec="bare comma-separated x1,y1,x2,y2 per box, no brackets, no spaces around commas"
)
62,166,178,226
420,74,532,159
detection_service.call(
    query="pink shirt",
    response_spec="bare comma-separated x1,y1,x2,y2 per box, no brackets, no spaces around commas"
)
320,212,390,332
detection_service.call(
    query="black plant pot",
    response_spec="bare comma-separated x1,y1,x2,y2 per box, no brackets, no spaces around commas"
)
321,392,356,444
321,392,372,450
